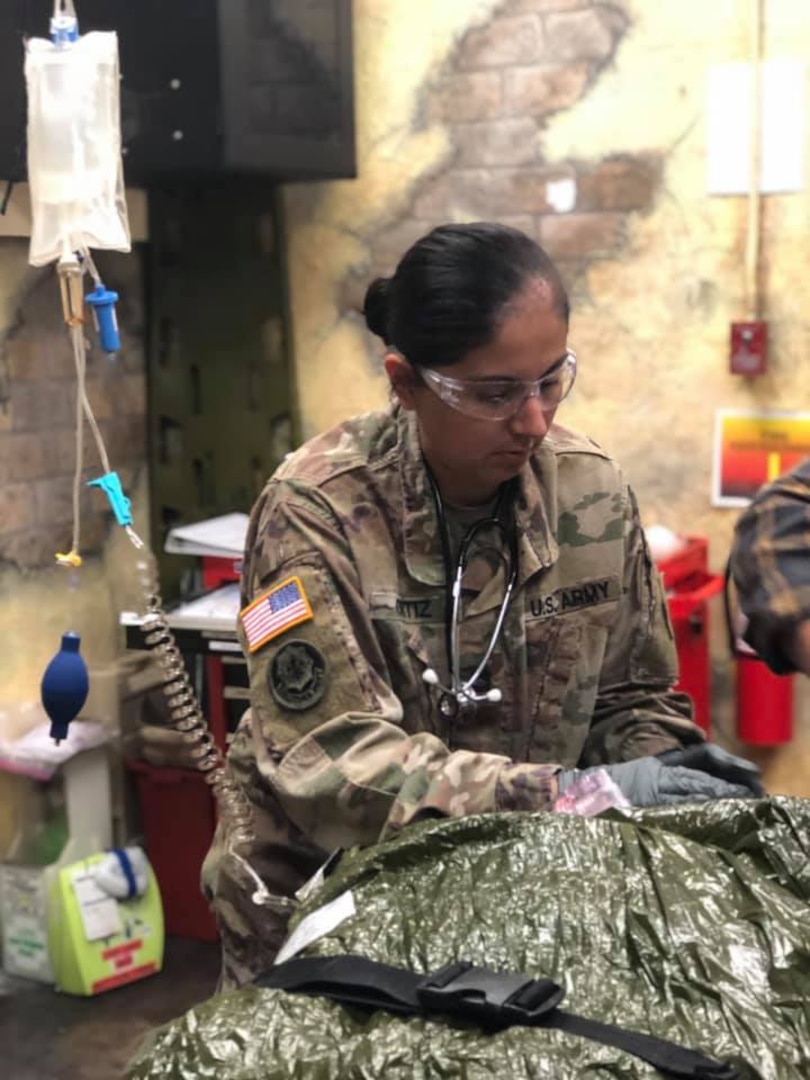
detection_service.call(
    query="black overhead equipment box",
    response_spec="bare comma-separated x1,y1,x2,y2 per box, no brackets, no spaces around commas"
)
0,0,355,186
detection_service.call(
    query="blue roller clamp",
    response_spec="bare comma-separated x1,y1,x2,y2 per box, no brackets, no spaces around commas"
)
41,631,89,743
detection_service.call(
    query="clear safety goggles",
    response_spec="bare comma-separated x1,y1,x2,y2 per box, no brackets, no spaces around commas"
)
420,351,577,421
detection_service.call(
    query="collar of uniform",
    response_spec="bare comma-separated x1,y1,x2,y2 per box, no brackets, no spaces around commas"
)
397,406,560,590
398,406,445,586
464,446,559,616
514,439,559,585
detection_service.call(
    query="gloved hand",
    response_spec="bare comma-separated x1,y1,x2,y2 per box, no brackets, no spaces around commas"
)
656,743,764,797
557,756,756,808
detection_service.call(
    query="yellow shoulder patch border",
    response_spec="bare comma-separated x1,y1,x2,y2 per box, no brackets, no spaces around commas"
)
239,574,314,654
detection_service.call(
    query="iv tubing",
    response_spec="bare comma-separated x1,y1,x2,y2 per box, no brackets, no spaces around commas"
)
69,325,84,555
53,0,77,20
68,320,112,553
81,247,103,288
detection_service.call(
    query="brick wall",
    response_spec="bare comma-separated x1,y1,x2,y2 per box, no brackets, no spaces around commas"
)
0,248,146,570
345,0,659,306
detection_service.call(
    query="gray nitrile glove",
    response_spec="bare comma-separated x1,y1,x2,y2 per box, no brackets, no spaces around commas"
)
656,743,764,796
557,757,755,808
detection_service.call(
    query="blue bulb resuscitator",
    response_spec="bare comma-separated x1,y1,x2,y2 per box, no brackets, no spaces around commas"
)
41,631,89,744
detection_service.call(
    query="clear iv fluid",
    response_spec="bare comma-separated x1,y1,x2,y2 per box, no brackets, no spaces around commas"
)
36,70,101,201
30,52,109,203
25,33,130,265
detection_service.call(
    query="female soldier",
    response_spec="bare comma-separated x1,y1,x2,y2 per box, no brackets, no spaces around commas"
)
204,222,757,988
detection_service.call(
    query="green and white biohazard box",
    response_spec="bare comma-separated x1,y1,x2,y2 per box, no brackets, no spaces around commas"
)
47,851,164,996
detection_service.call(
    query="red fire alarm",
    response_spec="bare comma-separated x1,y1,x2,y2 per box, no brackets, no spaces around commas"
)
730,320,768,375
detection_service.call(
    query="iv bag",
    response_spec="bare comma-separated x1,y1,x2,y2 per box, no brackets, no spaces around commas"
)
25,32,131,267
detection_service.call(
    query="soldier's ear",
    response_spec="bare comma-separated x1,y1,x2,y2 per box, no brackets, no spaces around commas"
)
384,353,420,410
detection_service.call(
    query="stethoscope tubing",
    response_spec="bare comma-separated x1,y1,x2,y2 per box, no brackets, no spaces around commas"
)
425,463,519,709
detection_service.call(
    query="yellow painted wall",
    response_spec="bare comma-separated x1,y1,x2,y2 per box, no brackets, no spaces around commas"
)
284,0,504,437
283,0,810,787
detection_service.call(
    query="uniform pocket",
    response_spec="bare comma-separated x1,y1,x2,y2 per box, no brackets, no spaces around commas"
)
522,618,579,763
370,610,445,737
526,615,614,766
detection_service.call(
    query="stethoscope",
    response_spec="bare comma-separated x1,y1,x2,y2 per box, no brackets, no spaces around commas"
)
422,466,520,718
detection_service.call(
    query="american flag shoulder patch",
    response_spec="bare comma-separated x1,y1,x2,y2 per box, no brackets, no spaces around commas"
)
240,575,314,653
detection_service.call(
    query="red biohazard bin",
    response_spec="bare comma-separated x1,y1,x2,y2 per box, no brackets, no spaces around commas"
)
127,760,219,941
201,554,242,591
655,538,724,734
735,653,794,745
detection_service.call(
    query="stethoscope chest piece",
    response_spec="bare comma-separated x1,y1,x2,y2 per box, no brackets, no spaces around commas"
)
430,678,501,720
438,691,461,719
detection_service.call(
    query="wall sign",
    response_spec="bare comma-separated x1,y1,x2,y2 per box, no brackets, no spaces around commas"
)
712,408,810,506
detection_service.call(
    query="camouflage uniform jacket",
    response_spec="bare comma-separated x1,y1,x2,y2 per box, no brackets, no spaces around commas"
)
731,458,810,673
204,406,700,987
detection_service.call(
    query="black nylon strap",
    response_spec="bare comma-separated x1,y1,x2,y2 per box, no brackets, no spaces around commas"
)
258,955,740,1080
264,955,422,1016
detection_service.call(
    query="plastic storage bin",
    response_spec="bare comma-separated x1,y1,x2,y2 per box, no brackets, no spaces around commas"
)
127,759,218,941
655,537,724,734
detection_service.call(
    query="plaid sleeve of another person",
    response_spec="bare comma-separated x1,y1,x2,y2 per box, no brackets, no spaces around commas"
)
731,459,810,673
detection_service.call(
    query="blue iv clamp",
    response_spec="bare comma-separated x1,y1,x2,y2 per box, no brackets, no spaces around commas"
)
85,284,121,354
87,471,132,527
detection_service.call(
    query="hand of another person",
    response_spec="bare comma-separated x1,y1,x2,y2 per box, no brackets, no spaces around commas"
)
558,757,755,809
125,722,199,770
656,743,764,796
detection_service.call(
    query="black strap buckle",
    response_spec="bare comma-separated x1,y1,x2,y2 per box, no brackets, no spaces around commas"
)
418,960,565,1028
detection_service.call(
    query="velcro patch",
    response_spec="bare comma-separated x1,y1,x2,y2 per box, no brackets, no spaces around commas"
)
240,575,313,653
526,576,620,620
269,640,328,712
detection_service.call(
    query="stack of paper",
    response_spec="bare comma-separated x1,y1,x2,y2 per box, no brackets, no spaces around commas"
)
164,513,249,558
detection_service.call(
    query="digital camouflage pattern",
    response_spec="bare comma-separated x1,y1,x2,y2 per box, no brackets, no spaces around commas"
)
731,458,810,673
203,406,702,988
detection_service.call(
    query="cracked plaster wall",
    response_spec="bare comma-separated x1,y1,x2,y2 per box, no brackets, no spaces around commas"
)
283,0,810,789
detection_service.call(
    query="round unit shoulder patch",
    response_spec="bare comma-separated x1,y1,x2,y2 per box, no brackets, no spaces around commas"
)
268,639,328,711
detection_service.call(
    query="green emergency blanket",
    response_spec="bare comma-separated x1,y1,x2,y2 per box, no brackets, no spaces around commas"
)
128,797,810,1078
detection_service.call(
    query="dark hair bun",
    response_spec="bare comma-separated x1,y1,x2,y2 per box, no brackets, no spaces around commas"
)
363,277,392,344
